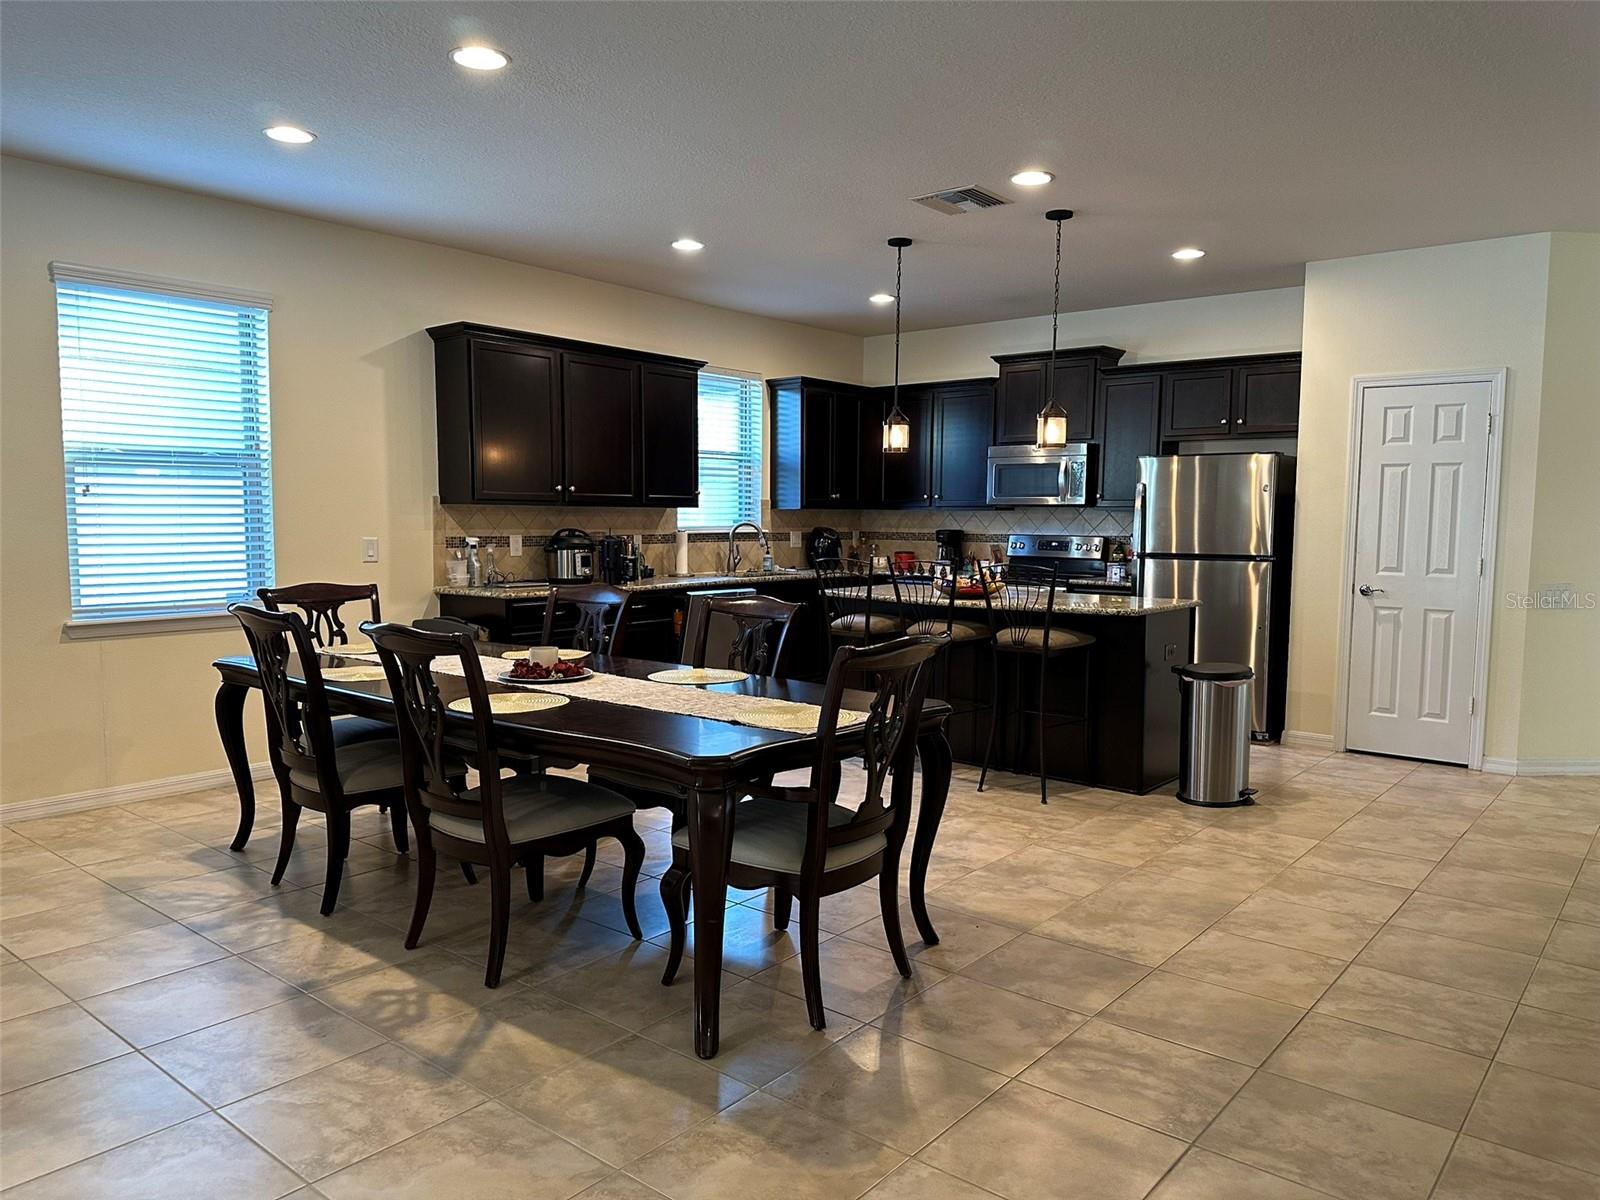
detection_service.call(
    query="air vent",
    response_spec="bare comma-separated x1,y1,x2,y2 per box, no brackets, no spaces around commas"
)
911,185,1012,216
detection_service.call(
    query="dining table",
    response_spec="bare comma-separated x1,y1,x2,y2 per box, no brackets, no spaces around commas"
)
212,643,953,1058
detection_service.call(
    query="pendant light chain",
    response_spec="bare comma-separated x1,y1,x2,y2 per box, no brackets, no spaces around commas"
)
1047,216,1063,404
893,241,904,404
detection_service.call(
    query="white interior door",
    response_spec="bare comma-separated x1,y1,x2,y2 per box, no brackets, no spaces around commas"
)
1346,378,1492,764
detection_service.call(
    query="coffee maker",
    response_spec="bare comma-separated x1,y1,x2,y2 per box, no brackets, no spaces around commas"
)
805,526,843,568
935,528,964,566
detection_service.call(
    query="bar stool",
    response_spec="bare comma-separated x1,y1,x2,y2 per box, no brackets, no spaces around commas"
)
815,558,906,657
977,562,1094,804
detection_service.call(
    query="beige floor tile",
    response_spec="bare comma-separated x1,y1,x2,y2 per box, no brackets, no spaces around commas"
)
1355,925,1538,1001
1292,841,1436,889
0,1054,207,1189
145,994,386,1106
1161,929,1344,1007
82,844,241,891
637,978,857,1087
1522,957,1600,1020
0,893,171,960
1212,894,1381,960
1496,1005,1600,1089
1142,842,1289,889
1100,970,1304,1067
505,1035,753,1166
27,921,230,999
767,1025,1005,1152
1030,871,1250,966
311,948,520,1038
219,1042,481,1180
875,974,1084,1075
1327,812,1460,862
1048,815,1193,868
959,932,1148,1014
397,987,631,1095
925,863,1080,929
753,936,942,1023
861,1159,999,1200
1020,1018,1251,1138
129,866,289,920
0,867,122,922
1,1112,302,1200
240,915,417,990
439,913,638,987
1313,966,1514,1056
1546,919,1600,969
539,942,696,1031
0,1004,129,1093
0,961,70,1021
0,845,76,887
572,1176,673,1200
1183,825,1320,865
841,903,1020,973
1387,892,1554,956
1148,1147,1334,1199
921,1079,1185,1200
1256,868,1411,922
646,898,813,978
1441,836,1584,887
1562,888,1600,926
1431,1134,1600,1200
1463,1063,1600,1175
81,956,299,1047
316,1100,612,1200
1199,1072,1454,1200
1264,1012,1488,1129
1419,864,1572,917
51,826,213,869
180,886,345,953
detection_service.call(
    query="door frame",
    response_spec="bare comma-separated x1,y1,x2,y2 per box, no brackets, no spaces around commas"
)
1332,368,1506,770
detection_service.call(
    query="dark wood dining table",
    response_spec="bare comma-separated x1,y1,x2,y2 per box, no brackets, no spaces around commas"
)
212,646,953,1058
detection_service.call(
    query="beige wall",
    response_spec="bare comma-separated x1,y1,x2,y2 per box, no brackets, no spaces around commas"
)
861,287,1305,384
1291,234,1556,761
0,156,860,805
1517,233,1600,763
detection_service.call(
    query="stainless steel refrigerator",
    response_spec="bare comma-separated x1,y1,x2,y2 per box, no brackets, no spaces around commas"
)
1134,453,1296,739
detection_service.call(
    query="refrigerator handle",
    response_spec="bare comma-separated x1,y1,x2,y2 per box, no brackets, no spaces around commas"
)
1132,480,1146,593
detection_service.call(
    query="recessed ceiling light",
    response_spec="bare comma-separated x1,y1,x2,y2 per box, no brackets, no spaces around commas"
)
263,125,316,144
451,45,509,71
1171,247,1206,260
671,238,704,252
1010,169,1054,187
869,293,895,305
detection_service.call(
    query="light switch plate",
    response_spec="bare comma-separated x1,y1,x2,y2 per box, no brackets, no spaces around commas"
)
510,534,523,557
361,537,379,563
789,531,801,548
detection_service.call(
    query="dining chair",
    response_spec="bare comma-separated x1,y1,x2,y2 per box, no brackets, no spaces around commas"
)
977,561,1095,803
364,620,646,987
541,582,632,653
658,632,946,1030
588,595,805,824
228,603,411,914
814,558,905,658
412,615,483,638
259,583,394,749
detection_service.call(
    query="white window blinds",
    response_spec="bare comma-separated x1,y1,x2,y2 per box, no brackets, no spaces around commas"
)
52,264,275,622
678,368,762,529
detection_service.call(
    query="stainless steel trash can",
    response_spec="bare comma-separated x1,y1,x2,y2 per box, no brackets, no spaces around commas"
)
1173,663,1257,807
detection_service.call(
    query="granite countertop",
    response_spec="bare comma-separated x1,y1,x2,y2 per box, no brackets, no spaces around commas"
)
437,568,818,600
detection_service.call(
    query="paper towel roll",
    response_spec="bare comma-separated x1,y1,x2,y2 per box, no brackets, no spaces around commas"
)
675,530,690,575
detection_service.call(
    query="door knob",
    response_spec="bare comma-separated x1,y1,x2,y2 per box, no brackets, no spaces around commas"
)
1358,584,1386,597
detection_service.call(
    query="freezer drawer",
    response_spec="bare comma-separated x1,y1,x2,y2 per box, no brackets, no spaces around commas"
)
1137,454,1281,557
1141,558,1274,735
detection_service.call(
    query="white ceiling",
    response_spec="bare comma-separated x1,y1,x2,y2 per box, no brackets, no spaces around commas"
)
3,2,1596,334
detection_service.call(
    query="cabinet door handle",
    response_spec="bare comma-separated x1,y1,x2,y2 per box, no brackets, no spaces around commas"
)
922,493,929,500
1235,417,1245,425
1219,418,1228,426
934,493,941,500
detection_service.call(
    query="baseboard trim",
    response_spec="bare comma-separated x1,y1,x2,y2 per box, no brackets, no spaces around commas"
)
1280,730,1336,752
1,763,272,824
1482,756,1600,777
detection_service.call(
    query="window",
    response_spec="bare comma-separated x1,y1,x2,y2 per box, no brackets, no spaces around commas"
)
677,367,762,529
52,263,274,625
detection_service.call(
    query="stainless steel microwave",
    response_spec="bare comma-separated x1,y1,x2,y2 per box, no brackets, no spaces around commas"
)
986,443,1092,506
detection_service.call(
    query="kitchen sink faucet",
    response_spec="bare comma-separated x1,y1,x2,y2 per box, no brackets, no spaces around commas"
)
726,521,770,574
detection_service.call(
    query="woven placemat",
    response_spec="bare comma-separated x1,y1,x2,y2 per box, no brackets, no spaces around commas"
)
448,692,571,714
718,696,869,732
501,648,590,661
322,641,376,657
321,665,387,682
647,667,749,686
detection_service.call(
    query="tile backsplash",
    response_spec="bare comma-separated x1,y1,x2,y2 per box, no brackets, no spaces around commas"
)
435,499,1131,584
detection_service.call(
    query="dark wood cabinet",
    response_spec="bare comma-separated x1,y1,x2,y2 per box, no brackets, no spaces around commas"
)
879,388,934,507
992,348,1125,445
639,365,700,505
1095,374,1161,507
429,323,704,506
932,385,993,507
770,377,876,509
1234,361,1302,433
1162,368,1234,437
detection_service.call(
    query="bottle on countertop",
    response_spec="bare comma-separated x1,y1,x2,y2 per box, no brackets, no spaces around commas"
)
464,537,481,586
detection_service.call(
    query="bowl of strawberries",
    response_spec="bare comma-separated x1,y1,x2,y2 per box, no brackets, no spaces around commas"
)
504,658,592,684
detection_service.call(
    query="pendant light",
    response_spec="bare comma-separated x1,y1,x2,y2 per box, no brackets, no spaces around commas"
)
882,236,913,454
1036,209,1075,449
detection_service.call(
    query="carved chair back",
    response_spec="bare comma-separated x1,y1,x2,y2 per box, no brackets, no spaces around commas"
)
542,582,631,654
258,582,381,647
684,595,803,679
228,603,340,795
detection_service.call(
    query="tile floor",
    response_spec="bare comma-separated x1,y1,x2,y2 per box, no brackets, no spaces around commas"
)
2,748,1598,1199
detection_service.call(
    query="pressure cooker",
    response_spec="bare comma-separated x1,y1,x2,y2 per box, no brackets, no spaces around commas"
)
545,527,595,584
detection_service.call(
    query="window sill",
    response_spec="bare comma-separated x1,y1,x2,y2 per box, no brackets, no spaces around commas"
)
63,612,238,640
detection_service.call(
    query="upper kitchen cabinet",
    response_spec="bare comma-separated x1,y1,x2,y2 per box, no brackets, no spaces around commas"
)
1095,373,1161,507
991,347,1126,445
771,377,876,509
877,386,934,507
429,322,705,506
1154,353,1302,440
875,379,994,508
